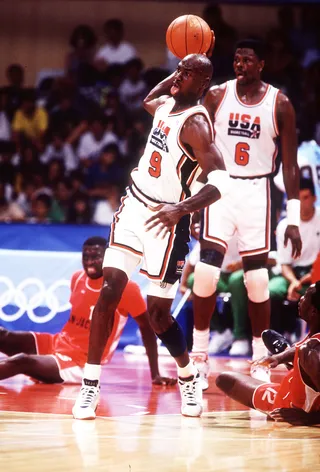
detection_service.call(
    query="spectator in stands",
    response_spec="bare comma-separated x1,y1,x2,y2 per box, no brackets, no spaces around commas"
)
92,184,120,225
0,181,25,222
69,170,87,195
15,181,37,218
77,114,118,167
14,142,44,194
3,63,24,122
12,89,48,152
0,88,11,141
40,130,78,172
46,159,66,189
0,141,15,187
67,192,92,224
85,143,124,198
95,19,137,69
49,180,72,223
66,24,97,82
119,58,146,113
270,178,320,334
274,122,320,206
28,194,52,224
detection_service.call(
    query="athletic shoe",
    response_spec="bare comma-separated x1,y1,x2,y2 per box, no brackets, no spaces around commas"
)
190,352,209,390
72,379,100,420
229,339,251,356
262,329,293,370
179,372,203,417
208,329,234,354
250,364,271,382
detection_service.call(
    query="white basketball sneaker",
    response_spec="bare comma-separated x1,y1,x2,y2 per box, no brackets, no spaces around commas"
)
179,372,203,417
250,364,271,382
72,379,100,420
190,352,210,390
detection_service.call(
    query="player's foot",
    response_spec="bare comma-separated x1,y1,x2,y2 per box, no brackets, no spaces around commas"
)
208,328,234,354
262,329,291,355
179,372,203,417
189,352,209,390
72,379,100,420
250,364,271,382
229,339,251,356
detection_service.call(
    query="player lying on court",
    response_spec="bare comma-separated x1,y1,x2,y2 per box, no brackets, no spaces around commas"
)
0,237,176,386
216,282,320,426
72,53,230,420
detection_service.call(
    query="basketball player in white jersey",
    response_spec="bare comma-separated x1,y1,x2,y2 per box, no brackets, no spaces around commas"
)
189,39,302,385
72,54,230,419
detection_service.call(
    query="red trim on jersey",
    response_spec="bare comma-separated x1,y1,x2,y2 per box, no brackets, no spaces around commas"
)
139,230,176,280
202,206,228,250
272,89,280,136
239,178,271,256
234,82,270,108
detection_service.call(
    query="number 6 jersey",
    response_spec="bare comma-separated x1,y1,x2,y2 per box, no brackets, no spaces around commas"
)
213,79,279,178
131,97,212,204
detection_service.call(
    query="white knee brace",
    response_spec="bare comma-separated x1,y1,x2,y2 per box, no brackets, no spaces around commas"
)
193,261,221,297
244,268,269,303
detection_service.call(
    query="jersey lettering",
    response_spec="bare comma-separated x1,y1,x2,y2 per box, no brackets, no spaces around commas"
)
148,151,162,178
235,142,250,166
261,387,278,405
228,113,261,139
149,120,171,152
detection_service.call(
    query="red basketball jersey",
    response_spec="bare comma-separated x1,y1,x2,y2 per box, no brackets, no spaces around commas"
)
54,271,147,367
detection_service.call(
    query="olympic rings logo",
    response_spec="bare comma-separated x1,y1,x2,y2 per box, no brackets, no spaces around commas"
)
0,276,71,323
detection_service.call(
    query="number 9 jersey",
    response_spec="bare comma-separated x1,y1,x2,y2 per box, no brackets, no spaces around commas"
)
131,97,213,204
213,79,279,178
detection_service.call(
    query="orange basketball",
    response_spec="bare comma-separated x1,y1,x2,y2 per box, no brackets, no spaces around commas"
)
166,14,213,59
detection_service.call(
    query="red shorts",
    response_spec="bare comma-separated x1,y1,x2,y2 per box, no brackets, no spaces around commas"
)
252,383,281,412
31,332,84,384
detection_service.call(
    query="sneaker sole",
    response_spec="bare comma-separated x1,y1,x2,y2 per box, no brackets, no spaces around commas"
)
181,407,203,418
72,407,98,420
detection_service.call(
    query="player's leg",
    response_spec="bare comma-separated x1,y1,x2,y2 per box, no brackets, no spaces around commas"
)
242,252,271,381
228,270,251,356
0,328,37,356
147,285,202,417
0,353,63,383
216,372,264,409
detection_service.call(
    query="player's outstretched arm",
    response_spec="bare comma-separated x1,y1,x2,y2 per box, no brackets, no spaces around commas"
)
277,92,302,259
145,113,229,235
143,73,175,116
135,312,177,386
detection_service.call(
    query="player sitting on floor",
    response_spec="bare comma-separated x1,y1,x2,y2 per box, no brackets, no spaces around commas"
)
0,236,176,386
216,282,320,426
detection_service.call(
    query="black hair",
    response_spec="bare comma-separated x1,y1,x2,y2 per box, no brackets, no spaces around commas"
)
300,177,315,196
103,19,124,34
235,39,266,61
69,24,97,49
83,236,107,247
35,193,52,209
311,281,320,310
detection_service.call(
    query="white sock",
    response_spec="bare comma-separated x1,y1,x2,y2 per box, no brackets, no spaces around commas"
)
83,363,101,381
252,337,268,361
192,328,210,354
177,360,197,379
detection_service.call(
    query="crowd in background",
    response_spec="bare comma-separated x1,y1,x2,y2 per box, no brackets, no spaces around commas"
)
0,4,320,226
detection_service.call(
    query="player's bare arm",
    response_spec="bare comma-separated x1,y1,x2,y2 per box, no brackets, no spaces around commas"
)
203,83,227,123
135,312,177,386
143,73,175,116
252,346,295,369
145,113,229,235
277,92,302,259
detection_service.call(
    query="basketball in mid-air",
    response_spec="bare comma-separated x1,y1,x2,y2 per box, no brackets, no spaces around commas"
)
166,14,214,59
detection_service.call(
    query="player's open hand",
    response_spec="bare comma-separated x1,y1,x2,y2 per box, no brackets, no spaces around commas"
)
152,375,177,386
250,354,280,369
284,225,302,259
145,203,183,238
204,30,215,58
269,407,311,426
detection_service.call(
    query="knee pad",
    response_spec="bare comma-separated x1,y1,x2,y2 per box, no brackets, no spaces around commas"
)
193,262,221,297
244,268,269,303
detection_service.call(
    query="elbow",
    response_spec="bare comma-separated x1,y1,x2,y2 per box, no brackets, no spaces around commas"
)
143,97,150,111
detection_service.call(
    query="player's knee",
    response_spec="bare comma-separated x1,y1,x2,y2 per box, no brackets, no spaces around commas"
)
8,353,32,371
215,372,236,394
148,302,170,333
244,268,269,303
193,249,223,298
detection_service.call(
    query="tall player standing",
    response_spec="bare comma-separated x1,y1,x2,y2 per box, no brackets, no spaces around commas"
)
191,39,302,387
72,54,230,419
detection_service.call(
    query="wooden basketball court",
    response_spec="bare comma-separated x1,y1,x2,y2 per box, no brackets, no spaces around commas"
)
1,353,320,471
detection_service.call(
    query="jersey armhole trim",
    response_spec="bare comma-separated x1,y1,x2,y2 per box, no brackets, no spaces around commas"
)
214,83,228,120
272,89,280,137
177,111,213,162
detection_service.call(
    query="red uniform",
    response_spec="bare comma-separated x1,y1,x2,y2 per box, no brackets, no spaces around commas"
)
32,271,147,383
253,333,320,413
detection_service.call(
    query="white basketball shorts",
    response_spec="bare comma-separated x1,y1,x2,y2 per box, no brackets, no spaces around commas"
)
201,176,271,256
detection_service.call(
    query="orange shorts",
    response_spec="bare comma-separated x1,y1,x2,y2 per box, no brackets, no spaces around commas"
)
252,383,281,412
31,332,84,384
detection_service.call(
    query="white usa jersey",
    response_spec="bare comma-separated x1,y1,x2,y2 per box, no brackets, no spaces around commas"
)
214,79,280,177
131,97,212,204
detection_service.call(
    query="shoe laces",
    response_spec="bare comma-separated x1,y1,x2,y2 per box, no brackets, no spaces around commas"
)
79,386,97,407
180,378,197,403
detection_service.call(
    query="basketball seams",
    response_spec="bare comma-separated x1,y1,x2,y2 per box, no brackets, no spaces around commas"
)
197,17,204,54
169,19,179,59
